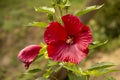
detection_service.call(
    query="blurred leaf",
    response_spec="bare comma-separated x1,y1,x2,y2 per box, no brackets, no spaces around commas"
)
87,69,117,76
54,66,62,72
35,77,49,80
105,76,116,80
58,0,71,8
43,68,53,79
88,62,115,71
59,63,83,74
75,5,103,16
64,0,71,7
27,22,47,28
68,71,88,80
27,68,41,73
86,62,118,76
35,7,55,14
43,60,58,79
89,40,108,49
47,60,58,67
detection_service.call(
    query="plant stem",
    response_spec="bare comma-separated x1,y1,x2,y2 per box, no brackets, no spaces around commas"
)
58,6,63,16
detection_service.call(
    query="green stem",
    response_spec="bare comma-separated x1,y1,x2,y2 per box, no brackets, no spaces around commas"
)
58,6,63,16
65,8,68,14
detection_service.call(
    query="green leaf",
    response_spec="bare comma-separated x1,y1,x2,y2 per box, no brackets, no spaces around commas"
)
27,68,41,74
86,62,118,77
68,71,89,80
105,76,116,80
47,60,58,67
43,68,53,79
27,22,47,28
75,5,103,16
35,7,55,14
89,40,108,49
88,62,115,71
87,69,117,76
64,0,71,7
59,63,83,75
54,66,62,72
60,0,71,7
43,60,59,79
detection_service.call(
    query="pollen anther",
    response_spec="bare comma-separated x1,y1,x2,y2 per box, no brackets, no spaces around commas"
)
66,36,74,45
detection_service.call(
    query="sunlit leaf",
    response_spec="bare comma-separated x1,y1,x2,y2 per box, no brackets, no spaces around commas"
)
55,0,71,8
86,62,118,76
89,40,108,49
87,69,117,76
27,22,47,28
88,62,115,71
27,68,41,73
43,68,53,78
64,0,71,7
47,60,58,67
75,5,103,16
59,63,83,75
68,71,88,80
58,3,71,9
43,60,59,79
35,7,55,14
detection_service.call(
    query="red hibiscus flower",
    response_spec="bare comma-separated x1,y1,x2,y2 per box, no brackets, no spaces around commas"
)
44,14,92,64
18,45,41,69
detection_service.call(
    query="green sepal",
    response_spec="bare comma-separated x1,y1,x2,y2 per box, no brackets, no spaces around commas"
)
34,43,47,62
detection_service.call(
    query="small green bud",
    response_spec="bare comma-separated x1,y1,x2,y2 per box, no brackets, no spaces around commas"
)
47,14,54,21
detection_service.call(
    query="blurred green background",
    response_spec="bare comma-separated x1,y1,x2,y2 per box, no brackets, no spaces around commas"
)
0,0,120,80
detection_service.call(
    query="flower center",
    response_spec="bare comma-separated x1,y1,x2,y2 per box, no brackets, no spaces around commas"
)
66,36,74,45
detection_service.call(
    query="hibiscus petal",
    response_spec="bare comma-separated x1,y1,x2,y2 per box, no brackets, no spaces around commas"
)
18,45,41,69
44,22,67,45
75,25,92,50
47,42,88,64
62,14,84,35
